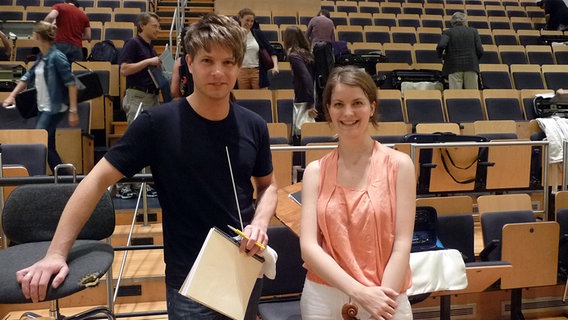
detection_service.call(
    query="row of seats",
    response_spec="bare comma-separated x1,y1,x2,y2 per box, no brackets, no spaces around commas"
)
323,2,545,18
329,13,545,30
0,0,146,10
352,43,568,65
219,10,546,30
257,23,562,45
0,6,142,24
331,26,564,45
325,0,539,6
231,88,553,126
5,22,135,61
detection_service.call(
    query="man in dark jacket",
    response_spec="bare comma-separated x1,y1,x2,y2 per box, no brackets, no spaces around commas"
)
437,12,484,89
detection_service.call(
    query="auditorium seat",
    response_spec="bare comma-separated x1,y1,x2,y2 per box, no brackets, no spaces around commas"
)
273,11,298,26
86,7,112,23
493,29,519,46
526,45,555,65
520,89,554,120
350,42,383,54
420,14,445,29
103,21,135,42
359,3,381,14
490,16,512,30
391,26,418,44
376,62,411,89
335,1,358,13
404,89,446,124
123,0,147,11
267,62,293,90
364,26,392,44
380,2,402,15
445,4,466,15
510,64,546,89
24,6,50,21
486,5,507,17
372,13,397,28
499,45,528,65
402,3,424,15
510,17,534,31
443,89,486,124
0,6,24,21
466,4,487,16
467,15,490,29
506,6,528,18
397,14,421,28
258,24,279,42
542,64,568,90
330,11,348,26
272,89,294,127
413,43,441,63
417,27,442,43
376,89,405,122
336,25,364,43
348,12,373,27
482,89,524,120
423,3,445,15
113,8,141,23
97,0,120,9
475,29,494,46
383,43,414,64
479,64,513,89
479,44,501,64
517,29,541,46
553,45,568,64
233,89,274,123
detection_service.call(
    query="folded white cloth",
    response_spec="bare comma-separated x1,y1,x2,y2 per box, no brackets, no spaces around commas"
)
407,249,467,296
257,245,278,279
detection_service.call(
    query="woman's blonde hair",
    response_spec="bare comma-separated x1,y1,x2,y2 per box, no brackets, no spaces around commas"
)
33,21,57,42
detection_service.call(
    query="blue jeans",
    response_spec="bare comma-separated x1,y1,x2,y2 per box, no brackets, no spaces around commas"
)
36,111,66,173
55,42,83,62
166,278,263,320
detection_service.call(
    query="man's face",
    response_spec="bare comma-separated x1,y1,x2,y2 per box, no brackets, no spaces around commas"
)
140,17,160,41
187,43,240,101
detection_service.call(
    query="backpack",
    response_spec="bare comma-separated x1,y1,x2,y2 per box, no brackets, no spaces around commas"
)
88,40,118,64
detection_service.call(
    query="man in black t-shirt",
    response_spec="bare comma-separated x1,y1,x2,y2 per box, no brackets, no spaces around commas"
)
15,13,278,320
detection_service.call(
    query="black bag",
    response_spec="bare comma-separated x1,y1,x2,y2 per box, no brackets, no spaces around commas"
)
15,87,38,119
87,40,118,64
334,52,388,76
72,61,104,103
0,64,26,92
313,41,334,122
270,42,287,62
391,69,444,89
402,132,491,194
411,206,444,253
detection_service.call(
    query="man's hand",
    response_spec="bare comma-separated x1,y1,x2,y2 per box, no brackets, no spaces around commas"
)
16,255,69,303
239,224,268,256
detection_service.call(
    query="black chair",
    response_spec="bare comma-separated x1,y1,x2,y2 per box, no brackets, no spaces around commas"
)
2,144,47,176
557,208,568,282
479,210,535,261
0,183,115,320
236,99,273,123
484,95,525,121
257,226,306,320
480,67,514,89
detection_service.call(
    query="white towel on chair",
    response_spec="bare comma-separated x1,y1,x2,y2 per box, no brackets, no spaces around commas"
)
536,116,568,163
257,245,278,280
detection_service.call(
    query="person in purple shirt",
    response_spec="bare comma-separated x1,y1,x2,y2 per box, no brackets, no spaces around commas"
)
306,9,336,49
283,26,316,136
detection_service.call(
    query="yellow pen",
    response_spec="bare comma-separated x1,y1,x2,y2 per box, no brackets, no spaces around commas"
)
227,225,266,250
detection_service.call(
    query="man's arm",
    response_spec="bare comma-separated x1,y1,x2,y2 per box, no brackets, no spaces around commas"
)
0,30,12,59
241,173,277,255
16,158,124,303
120,57,161,77
44,9,59,23
82,27,91,41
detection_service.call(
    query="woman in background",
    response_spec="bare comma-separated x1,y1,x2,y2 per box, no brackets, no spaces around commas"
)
170,26,193,99
237,8,279,89
2,21,79,174
282,26,316,136
300,66,415,320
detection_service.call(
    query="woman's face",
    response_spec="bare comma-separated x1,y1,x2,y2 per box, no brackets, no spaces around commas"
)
327,83,375,137
239,14,255,31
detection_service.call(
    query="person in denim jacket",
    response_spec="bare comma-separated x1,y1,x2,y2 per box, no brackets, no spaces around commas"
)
2,21,79,173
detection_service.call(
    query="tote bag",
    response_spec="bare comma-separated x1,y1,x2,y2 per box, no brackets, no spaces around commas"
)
15,87,38,119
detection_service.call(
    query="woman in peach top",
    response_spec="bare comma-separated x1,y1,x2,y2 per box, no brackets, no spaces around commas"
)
300,66,416,320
